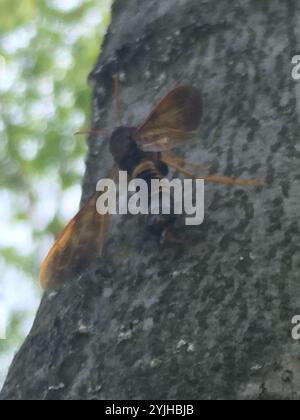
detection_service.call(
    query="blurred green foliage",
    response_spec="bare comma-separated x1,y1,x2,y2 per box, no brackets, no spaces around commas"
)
0,0,112,383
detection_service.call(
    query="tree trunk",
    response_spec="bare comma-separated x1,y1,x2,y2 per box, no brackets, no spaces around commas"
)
1,0,300,400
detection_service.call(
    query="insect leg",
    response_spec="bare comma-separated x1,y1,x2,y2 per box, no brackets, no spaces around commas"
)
162,151,209,173
161,155,264,187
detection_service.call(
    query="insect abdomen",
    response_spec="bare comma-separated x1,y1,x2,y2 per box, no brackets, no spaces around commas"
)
132,160,177,236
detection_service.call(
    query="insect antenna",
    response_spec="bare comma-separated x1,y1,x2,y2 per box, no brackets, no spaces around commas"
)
113,73,123,125
75,75,123,137
74,128,109,136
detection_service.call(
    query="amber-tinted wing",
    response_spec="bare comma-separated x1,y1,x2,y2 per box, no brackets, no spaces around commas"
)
161,152,264,187
39,167,117,290
137,86,202,152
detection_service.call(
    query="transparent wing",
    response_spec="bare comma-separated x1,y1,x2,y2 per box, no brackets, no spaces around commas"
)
39,166,117,290
137,86,202,152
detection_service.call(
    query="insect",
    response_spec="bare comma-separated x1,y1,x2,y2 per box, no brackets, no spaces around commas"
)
39,80,263,290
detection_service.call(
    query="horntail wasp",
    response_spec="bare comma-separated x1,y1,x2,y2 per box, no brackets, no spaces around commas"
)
39,76,263,290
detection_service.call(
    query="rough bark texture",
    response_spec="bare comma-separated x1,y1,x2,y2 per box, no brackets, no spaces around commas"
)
1,0,300,400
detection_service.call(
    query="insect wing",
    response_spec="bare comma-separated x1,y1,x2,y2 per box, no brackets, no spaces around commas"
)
137,86,202,152
39,167,117,290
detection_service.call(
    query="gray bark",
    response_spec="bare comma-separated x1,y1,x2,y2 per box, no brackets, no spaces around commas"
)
1,0,300,400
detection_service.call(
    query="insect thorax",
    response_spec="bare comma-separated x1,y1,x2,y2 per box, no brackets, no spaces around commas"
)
109,126,142,174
